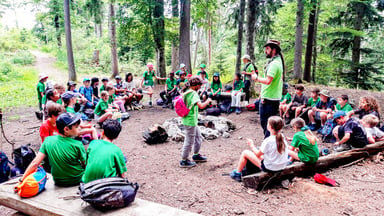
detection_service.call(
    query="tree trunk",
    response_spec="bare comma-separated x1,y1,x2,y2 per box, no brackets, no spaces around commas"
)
293,0,304,82
193,26,201,69
171,0,179,72
54,15,62,47
351,2,365,89
303,0,317,83
64,0,76,81
243,141,384,190
109,2,119,77
312,1,321,83
96,23,102,38
152,0,166,78
208,17,212,68
235,0,246,74
179,0,192,74
245,0,257,62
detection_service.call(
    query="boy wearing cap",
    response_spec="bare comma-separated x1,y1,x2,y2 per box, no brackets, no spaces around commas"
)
175,63,189,78
177,71,188,93
82,119,127,183
39,103,65,142
37,74,48,111
100,77,109,92
308,90,335,131
114,75,126,96
241,55,258,104
160,72,178,108
197,64,208,80
20,113,86,186
333,110,367,152
79,78,96,108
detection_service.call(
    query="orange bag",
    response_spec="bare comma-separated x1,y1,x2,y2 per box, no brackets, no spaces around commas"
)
14,166,47,198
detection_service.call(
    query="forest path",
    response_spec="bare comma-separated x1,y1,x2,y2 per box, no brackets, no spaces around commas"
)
30,50,68,83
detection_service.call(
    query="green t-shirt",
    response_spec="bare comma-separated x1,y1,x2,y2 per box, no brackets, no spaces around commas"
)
280,92,291,103
82,140,127,183
233,80,244,91
143,70,155,86
66,106,75,114
100,85,106,92
39,135,85,186
197,70,208,79
37,82,45,100
336,103,353,112
308,97,320,107
291,131,319,164
260,56,283,100
182,91,200,126
166,78,177,91
57,98,62,105
42,96,62,105
211,82,222,93
107,94,116,104
94,100,109,116
244,63,255,81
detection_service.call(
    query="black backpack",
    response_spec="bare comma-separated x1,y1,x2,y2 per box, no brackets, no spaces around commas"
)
12,145,36,172
79,177,139,210
0,152,11,183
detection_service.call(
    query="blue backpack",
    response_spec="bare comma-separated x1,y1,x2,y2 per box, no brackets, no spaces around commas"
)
0,152,11,183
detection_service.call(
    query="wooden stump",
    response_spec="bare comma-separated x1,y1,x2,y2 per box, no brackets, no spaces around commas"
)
242,141,384,190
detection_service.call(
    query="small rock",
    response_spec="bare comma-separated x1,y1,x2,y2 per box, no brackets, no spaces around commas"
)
233,209,244,215
238,136,243,140
222,132,230,138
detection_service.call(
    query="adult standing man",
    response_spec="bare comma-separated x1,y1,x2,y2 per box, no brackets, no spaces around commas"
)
252,40,285,138
241,55,257,105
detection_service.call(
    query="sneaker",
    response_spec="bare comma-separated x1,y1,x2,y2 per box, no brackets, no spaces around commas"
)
230,169,242,182
162,103,168,108
334,143,352,152
309,123,317,131
235,107,241,115
317,126,324,134
192,154,207,162
148,101,152,107
284,118,291,125
179,159,196,168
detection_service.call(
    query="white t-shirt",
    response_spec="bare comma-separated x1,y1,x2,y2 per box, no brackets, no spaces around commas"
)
123,81,136,91
260,135,288,171
199,78,210,91
365,127,384,139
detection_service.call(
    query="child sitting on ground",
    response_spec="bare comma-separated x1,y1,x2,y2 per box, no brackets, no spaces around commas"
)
230,116,288,182
106,85,127,113
123,73,143,108
361,114,384,144
82,119,127,183
39,103,65,142
94,91,118,124
198,71,210,102
176,71,188,94
79,78,96,108
160,71,178,108
335,94,353,112
279,83,291,118
308,90,335,131
287,118,319,164
281,84,308,124
347,96,380,119
100,77,109,92
333,111,367,152
231,73,244,115
209,72,222,101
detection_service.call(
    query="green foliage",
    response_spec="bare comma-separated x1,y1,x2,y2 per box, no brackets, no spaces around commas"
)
11,50,35,65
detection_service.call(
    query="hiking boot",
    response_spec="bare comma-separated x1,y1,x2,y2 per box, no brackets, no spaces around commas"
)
192,154,207,162
334,143,352,152
230,170,242,182
309,123,317,131
235,107,241,115
179,159,196,168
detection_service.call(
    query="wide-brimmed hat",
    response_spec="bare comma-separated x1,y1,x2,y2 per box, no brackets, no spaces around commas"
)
319,89,330,97
264,39,281,52
39,74,48,81
56,113,81,130
242,54,251,61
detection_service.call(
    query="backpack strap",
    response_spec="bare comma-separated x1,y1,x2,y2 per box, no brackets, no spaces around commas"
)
182,90,195,109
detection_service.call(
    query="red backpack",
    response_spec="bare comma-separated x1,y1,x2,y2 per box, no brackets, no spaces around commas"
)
174,90,194,117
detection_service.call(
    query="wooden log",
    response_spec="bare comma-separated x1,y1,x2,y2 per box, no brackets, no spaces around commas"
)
242,141,384,190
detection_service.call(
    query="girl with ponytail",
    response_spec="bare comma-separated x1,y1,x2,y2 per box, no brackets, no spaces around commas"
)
287,118,319,164
230,116,288,182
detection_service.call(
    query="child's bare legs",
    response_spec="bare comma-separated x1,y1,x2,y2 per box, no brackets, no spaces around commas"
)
235,150,262,173
114,100,126,113
295,107,302,118
98,112,113,123
279,104,284,117
78,127,98,140
288,149,300,161
320,112,327,126
308,109,316,124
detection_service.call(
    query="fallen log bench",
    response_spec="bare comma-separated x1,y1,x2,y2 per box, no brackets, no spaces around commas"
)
243,141,384,190
0,175,198,216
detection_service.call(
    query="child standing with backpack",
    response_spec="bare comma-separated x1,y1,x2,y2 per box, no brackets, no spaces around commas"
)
230,116,288,182
179,76,212,168
287,118,319,164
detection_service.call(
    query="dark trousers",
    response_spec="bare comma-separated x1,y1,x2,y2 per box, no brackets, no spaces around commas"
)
259,99,280,138
160,90,178,104
244,80,251,102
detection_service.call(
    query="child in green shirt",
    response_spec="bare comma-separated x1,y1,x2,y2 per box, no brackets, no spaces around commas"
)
231,73,244,114
37,74,48,110
180,76,212,168
94,91,118,124
287,118,319,164
209,72,222,101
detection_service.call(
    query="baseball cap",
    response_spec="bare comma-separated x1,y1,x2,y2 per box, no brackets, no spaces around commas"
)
83,78,90,82
115,75,122,80
199,64,206,68
61,91,80,100
242,54,251,60
39,74,48,81
333,110,346,122
56,113,81,130
213,72,220,77
101,77,109,82
180,63,186,69
67,81,76,86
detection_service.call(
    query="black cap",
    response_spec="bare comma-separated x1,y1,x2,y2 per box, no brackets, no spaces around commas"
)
115,75,122,80
61,91,80,100
101,77,109,82
67,81,77,86
56,113,81,130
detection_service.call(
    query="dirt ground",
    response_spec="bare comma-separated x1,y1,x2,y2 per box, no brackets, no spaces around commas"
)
1,52,384,215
